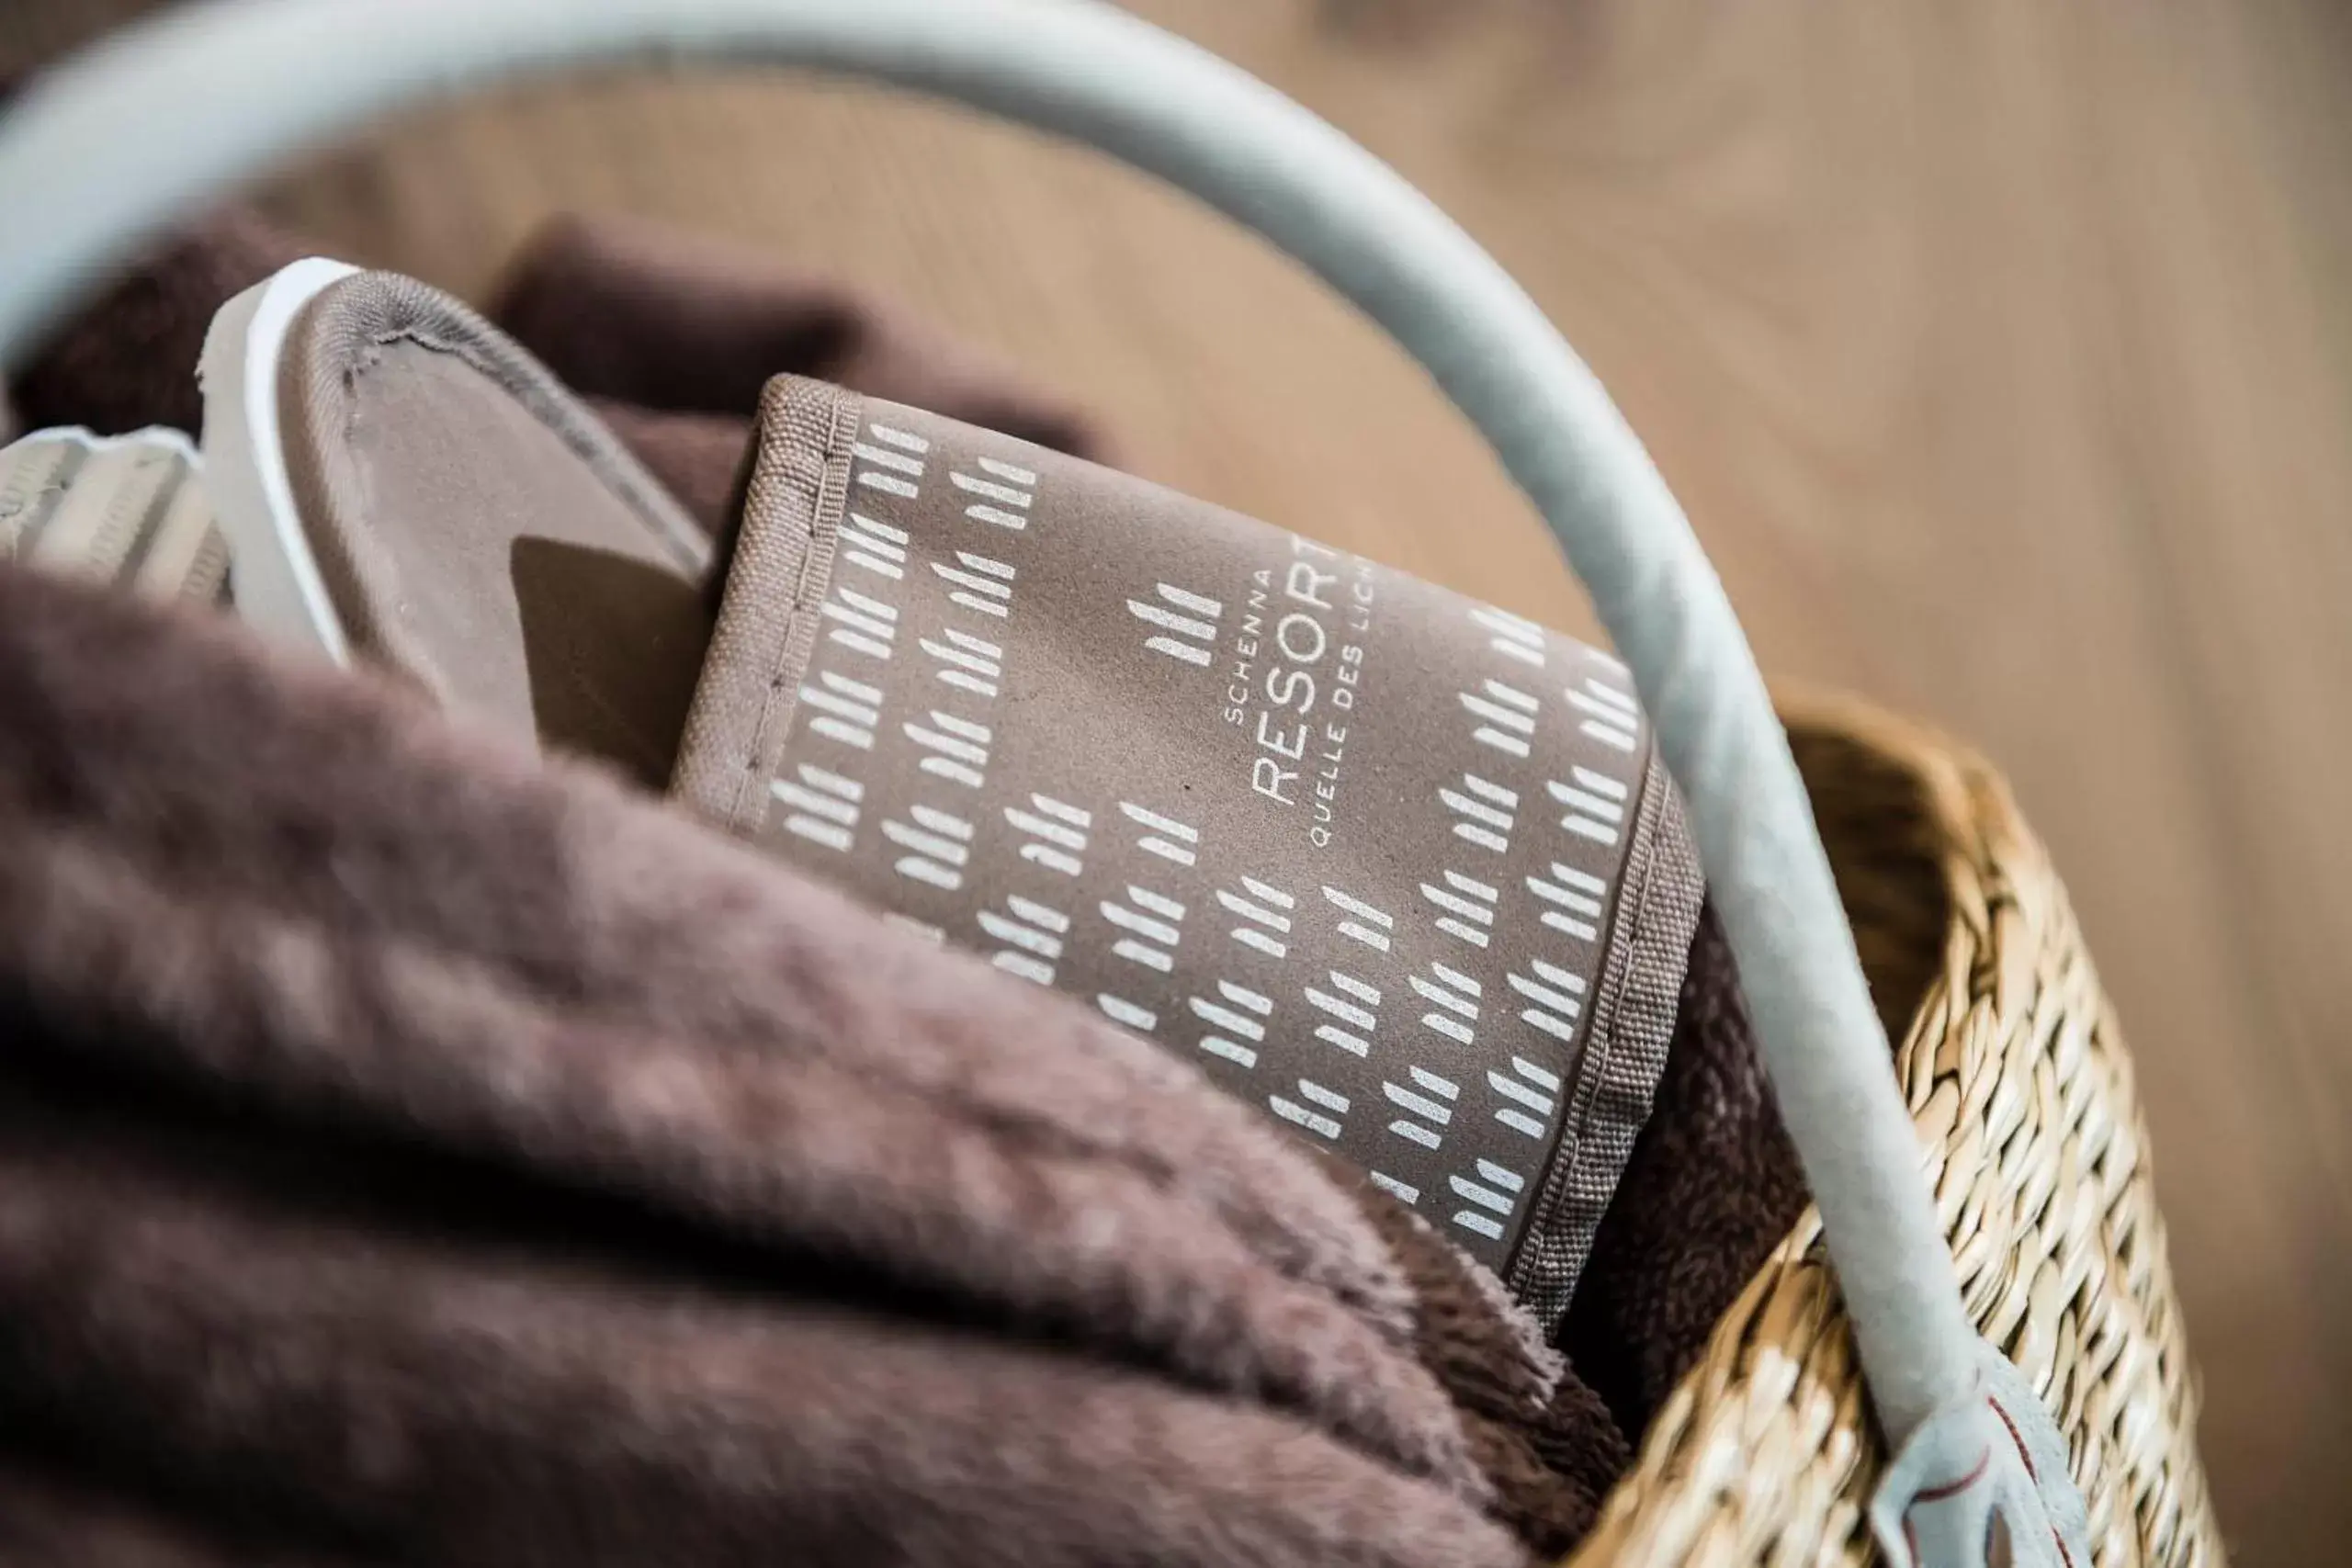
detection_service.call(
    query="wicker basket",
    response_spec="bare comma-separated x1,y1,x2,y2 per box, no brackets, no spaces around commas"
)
1573,696,2222,1567
0,8,2222,1564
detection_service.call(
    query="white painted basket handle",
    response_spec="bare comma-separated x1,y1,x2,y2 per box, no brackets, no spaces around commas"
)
0,0,1982,1462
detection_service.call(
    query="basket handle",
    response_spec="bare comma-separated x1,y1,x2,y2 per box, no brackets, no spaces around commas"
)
0,3,2069,1554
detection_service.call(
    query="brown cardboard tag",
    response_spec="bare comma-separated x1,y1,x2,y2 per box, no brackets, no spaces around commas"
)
677,377,1704,1323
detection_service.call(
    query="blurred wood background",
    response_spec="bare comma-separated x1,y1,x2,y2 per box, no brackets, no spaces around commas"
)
13,2,2350,1562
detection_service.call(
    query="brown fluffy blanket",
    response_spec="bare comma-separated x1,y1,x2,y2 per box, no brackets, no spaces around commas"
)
0,208,1808,1566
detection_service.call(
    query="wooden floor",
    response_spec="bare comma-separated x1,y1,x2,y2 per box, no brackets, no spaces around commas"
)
15,2,2351,1562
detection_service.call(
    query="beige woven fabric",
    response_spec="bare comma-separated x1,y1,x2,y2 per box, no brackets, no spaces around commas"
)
0,429,229,605
1571,698,2221,1568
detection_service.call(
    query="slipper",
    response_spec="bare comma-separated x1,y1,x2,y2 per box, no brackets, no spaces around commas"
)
200,259,713,789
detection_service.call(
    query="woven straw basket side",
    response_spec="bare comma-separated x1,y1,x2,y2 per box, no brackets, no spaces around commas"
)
1569,697,2224,1568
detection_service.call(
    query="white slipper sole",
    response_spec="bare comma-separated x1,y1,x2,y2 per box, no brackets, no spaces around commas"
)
196,255,359,664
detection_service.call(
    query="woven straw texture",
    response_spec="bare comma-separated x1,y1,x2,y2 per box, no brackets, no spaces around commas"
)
1571,697,2224,1568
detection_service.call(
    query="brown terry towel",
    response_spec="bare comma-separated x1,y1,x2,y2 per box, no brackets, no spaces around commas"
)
9,209,311,444
0,564,1643,1564
493,214,1109,504
1563,903,1807,1438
